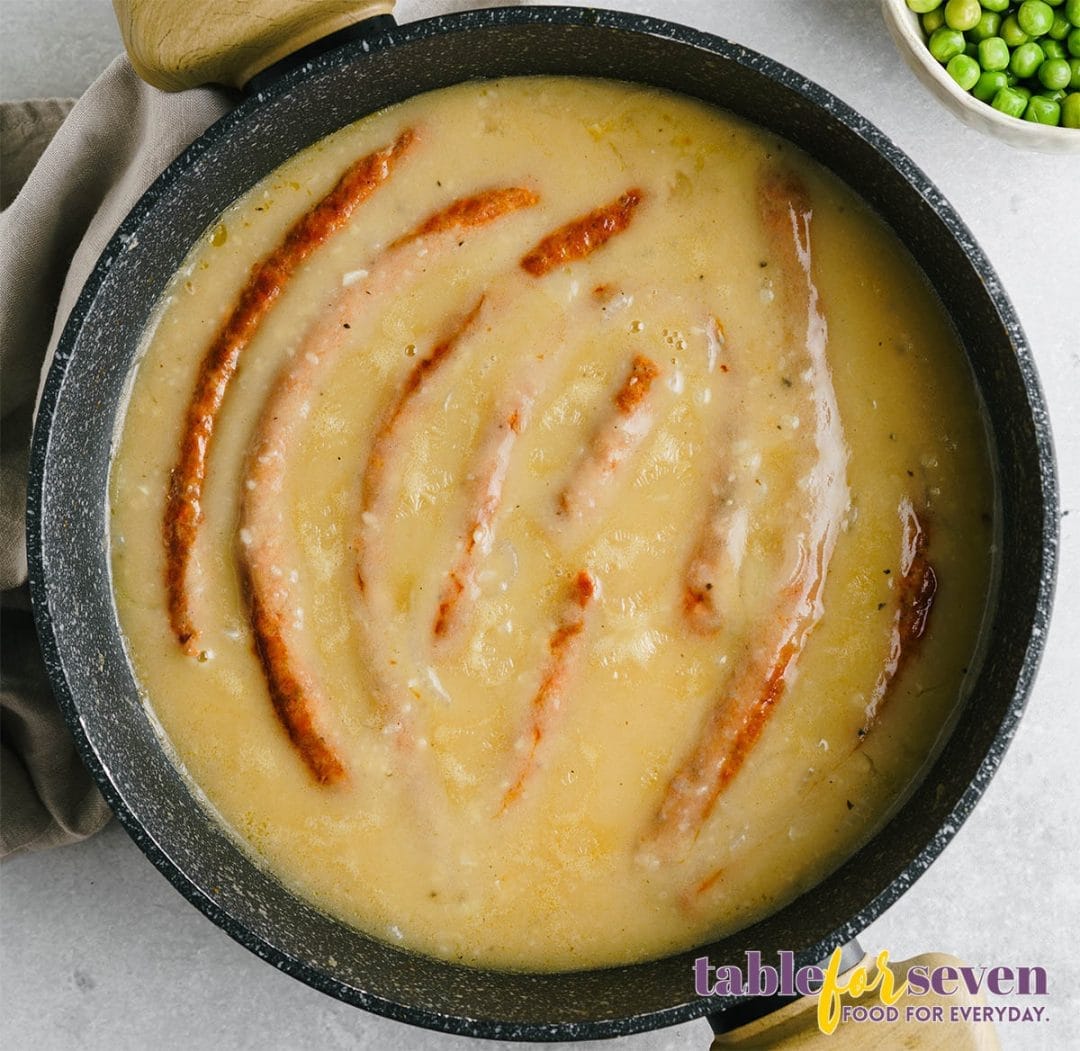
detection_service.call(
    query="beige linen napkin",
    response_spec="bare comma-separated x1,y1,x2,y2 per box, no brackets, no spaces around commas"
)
0,58,232,857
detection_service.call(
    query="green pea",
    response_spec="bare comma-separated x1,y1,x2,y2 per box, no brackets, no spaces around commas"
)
1069,27,1080,54
1050,12,1072,37
1042,39,1068,58
1045,0,1066,7
973,69,1010,99
929,25,967,60
906,0,944,11
947,52,982,87
1039,55,1073,85
1013,84,1034,100
1018,0,1055,35
1040,87,1067,99
967,10,1002,40
1069,56,1080,87
1062,91,1080,126
945,0,983,30
981,0,1010,10
992,86,1030,115
1010,40,1046,76
1068,0,1080,25
978,36,1011,69
1001,14,1030,46
1024,95,1062,122
923,8,947,32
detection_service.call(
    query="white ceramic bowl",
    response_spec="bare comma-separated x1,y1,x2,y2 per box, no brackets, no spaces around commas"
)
882,0,1080,152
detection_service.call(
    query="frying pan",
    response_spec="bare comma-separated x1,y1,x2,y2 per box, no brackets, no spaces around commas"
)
26,1,1057,1042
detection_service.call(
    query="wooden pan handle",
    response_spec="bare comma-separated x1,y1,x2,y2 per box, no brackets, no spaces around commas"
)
112,0,396,91
711,954,1000,1050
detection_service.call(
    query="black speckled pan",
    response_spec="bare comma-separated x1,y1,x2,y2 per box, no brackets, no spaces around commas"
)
26,6,1057,1042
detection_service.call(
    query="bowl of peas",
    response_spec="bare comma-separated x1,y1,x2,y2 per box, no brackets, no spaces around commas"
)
883,0,1080,149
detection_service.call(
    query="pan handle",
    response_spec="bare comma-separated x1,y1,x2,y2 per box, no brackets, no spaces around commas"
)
708,952,1000,1049
113,0,396,91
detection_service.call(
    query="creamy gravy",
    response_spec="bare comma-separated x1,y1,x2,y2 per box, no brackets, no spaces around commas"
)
110,77,995,971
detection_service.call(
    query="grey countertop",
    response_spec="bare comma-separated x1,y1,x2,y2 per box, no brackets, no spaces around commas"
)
2,1,1078,1049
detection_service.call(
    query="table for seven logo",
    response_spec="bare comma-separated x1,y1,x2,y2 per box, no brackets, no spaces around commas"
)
693,950,1048,1034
